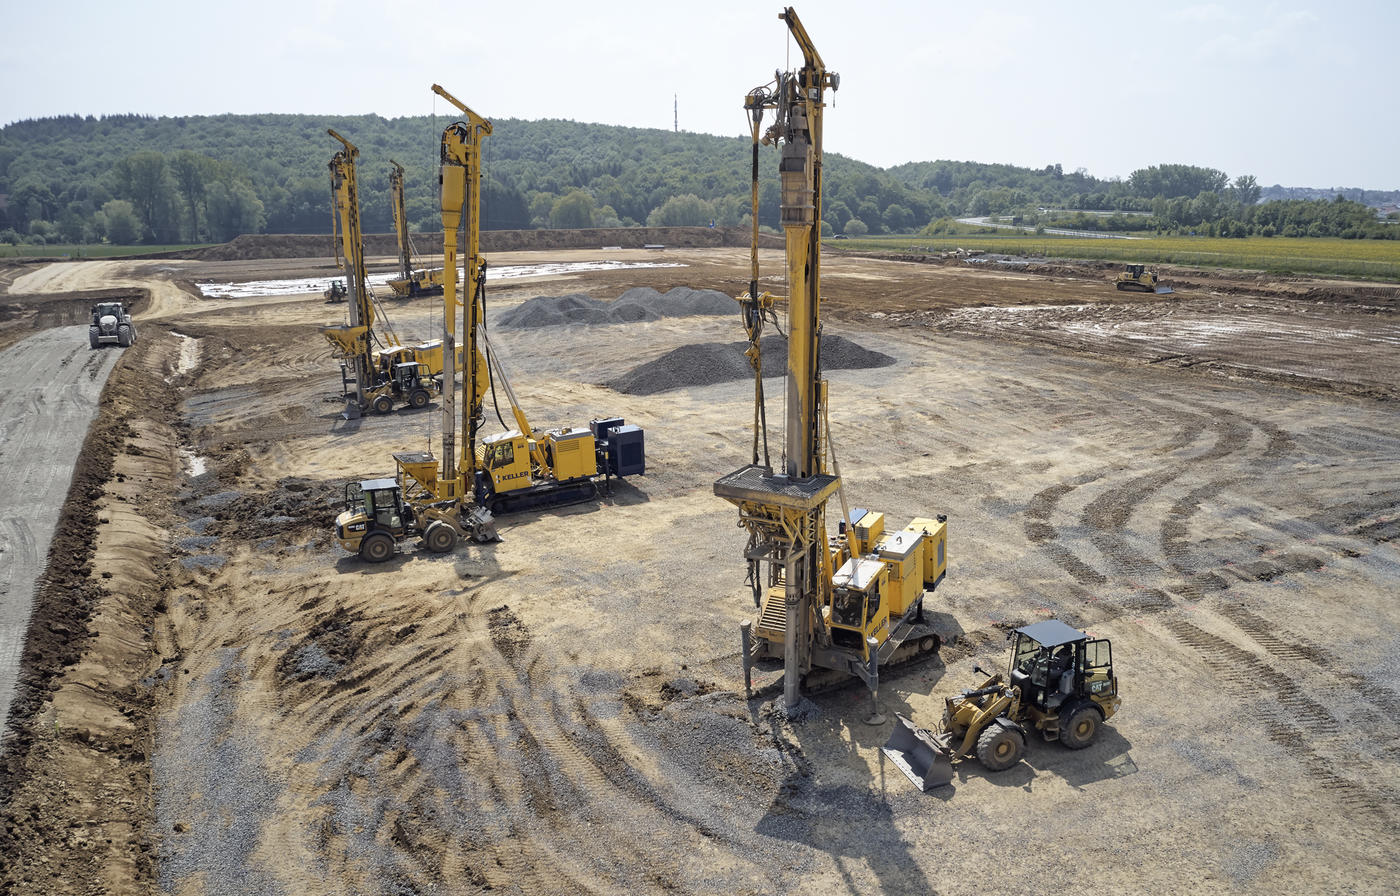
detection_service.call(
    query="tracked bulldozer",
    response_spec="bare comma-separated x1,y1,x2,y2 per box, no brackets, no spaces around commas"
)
1115,263,1172,294
883,619,1121,790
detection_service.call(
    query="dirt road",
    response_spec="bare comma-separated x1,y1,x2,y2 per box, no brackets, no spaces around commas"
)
0,328,120,725
2,249,1397,895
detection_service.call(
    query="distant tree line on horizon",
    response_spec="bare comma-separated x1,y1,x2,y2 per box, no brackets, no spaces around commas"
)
0,114,1395,247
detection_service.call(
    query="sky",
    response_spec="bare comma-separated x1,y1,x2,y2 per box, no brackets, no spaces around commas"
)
3,0,1396,190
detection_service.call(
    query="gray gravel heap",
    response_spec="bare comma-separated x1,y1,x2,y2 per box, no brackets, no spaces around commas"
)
607,333,896,395
497,287,736,328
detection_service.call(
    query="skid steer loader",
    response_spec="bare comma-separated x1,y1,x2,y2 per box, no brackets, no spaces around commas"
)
883,619,1121,790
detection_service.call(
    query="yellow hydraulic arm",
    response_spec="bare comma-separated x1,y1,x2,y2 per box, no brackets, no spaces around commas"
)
479,332,551,473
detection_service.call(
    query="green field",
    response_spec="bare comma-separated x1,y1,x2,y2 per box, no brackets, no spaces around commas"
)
832,233,1400,282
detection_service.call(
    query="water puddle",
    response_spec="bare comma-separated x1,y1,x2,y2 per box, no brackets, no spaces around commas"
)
180,447,208,478
169,331,201,377
196,260,686,299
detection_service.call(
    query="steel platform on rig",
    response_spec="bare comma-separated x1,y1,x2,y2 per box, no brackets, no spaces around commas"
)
713,464,841,511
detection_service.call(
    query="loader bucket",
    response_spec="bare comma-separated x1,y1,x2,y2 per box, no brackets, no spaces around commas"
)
882,713,954,791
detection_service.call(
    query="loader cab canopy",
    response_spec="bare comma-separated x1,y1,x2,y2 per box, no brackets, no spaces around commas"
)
1014,619,1085,649
358,479,404,530
1010,619,1110,711
358,478,399,511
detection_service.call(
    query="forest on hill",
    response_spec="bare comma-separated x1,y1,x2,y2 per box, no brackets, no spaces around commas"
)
0,113,1394,247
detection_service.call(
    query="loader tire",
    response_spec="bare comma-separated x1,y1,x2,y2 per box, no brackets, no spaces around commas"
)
372,395,394,415
359,532,395,563
409,388,430,409
975,722,1025,772
1059,702,1102,750
423,522,456,554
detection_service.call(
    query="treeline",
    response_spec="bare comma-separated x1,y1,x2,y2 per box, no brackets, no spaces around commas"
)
1,114,1395,245
1015,194,1393,240
904,161,1396,240
0,113,950,245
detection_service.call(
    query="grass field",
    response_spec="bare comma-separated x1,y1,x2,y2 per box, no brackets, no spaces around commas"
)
833,233,1400,281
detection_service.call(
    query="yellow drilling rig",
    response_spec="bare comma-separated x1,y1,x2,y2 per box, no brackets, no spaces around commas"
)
333,85,644,562
386,159,450,299
714,8,948,717
320,130,446,417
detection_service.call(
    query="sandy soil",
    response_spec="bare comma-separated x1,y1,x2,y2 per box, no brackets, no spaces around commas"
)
1,248,1397,895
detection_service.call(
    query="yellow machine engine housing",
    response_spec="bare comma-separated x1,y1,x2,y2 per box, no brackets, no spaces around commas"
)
544,427,598,481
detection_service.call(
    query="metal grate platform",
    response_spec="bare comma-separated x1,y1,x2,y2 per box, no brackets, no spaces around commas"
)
713,464,841,511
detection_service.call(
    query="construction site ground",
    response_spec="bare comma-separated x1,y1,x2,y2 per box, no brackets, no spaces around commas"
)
2,246,1398,895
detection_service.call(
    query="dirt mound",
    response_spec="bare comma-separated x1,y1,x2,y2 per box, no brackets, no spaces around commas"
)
607,333,895,395
497,287,736,329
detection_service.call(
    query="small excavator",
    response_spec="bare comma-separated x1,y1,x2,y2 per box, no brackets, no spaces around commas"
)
333,86,644,563
386,159,450,299
714,8,947,716
320,130,446,417
882,619,1122,790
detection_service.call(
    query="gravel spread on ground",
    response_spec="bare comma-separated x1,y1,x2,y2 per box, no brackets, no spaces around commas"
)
496,287,736,328
606,333,896,394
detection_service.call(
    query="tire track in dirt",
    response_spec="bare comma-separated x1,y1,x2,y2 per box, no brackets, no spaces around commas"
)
462,630,674,893
1024,476,1108,586
1084,405,1252,582
268,588,721,896
345,591,811,895
470,603,774,894
1158,614,1397,826
1022,394,1228,591
1217,603,1400,723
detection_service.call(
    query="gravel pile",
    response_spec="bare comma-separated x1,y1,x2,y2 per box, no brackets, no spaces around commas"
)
497,287,735,329
607,333,896,395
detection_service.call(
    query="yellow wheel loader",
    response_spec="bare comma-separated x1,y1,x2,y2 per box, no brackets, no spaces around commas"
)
333,477,496,563
883,619,1121,790
1115,263,1172,294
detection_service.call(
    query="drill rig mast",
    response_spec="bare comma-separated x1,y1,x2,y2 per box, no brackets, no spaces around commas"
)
322,129,380,418
381,84,497,529
715,8,946,714
331,89,497,560
387,159,449,299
